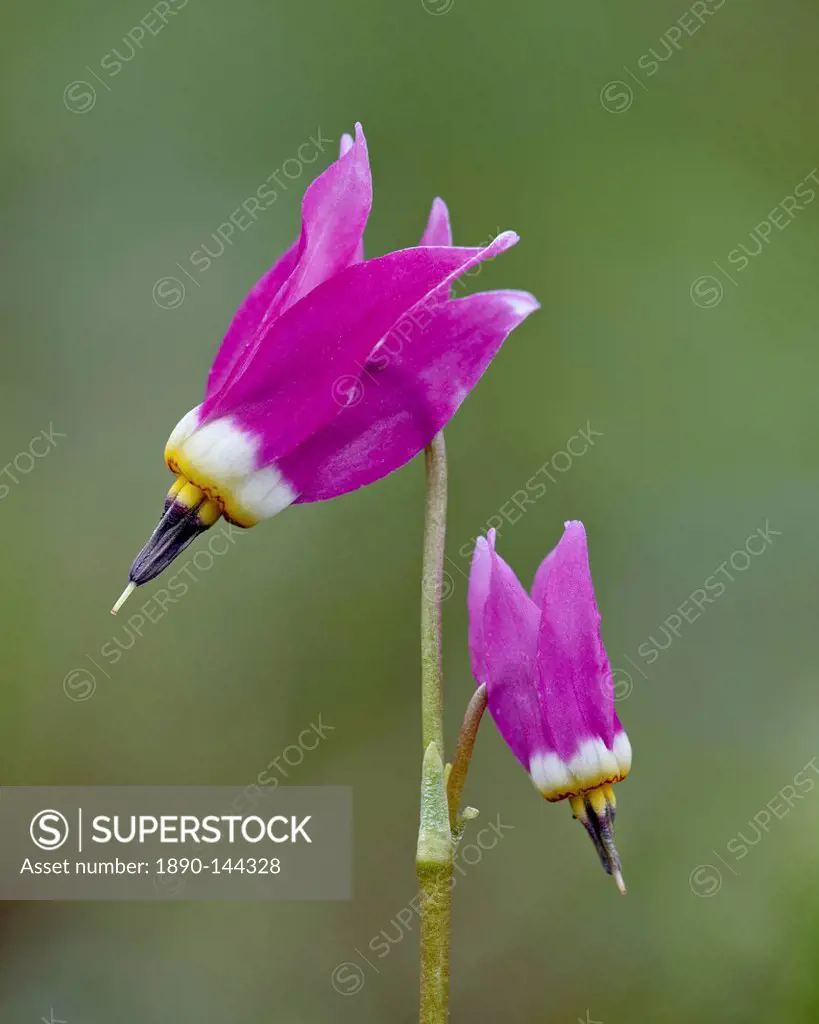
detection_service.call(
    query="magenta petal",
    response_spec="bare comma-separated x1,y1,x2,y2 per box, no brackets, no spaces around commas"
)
203,123,372,408
418,197,453,303
275,122,371,309
468,531,494,684
283,288,538,501
220,235,520,464
469,532,547,770
418,197,453,309
205,240,300,400
534,521,616,754
338,133,365,263
420,197,453,247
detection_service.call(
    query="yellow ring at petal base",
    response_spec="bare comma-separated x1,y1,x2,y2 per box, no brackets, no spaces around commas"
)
165,477,223,528
165,448,258,528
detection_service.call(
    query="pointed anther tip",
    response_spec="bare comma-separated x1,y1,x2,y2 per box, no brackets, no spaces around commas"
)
111,581,137,616
613,868,627,895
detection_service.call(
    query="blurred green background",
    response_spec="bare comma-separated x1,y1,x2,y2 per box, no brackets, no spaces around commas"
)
3,0,819,1019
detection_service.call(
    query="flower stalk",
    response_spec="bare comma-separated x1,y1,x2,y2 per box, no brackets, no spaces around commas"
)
446,683,488,833
420,434,447,755
417,433,453,1024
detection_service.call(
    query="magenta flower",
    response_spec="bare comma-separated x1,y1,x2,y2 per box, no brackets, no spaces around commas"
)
468,521,632,891
113,123,538,612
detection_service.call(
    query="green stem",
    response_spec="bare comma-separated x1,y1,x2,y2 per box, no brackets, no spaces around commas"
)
418,742,453,1024
417,432,452,1024
420,433,447,754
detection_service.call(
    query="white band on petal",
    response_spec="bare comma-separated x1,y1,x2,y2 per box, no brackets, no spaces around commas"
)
166,406,202,452
234,466,298,520
180,417,258,481
613,730,632,775
165,410,298,526
529,734,631,801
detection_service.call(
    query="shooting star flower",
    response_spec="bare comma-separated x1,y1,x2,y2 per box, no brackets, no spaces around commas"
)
112,123,538,613
467,521,632,892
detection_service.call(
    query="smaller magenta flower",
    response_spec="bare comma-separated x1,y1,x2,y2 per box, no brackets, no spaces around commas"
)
468,521,632,892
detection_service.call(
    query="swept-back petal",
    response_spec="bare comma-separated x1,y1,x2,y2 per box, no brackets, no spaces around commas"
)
277,122,371,308
365,196,452,369
205,123,372,404
467,529,493,684
469,531,546,769
339,132,366,263
534,521,615,752
418,197,454,305
220,234,521,465
282,287,538,501
420,197,453,247
526,522,632,801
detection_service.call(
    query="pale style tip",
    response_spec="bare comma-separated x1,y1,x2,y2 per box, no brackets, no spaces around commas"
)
111,581,137,616
613,868,627,895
